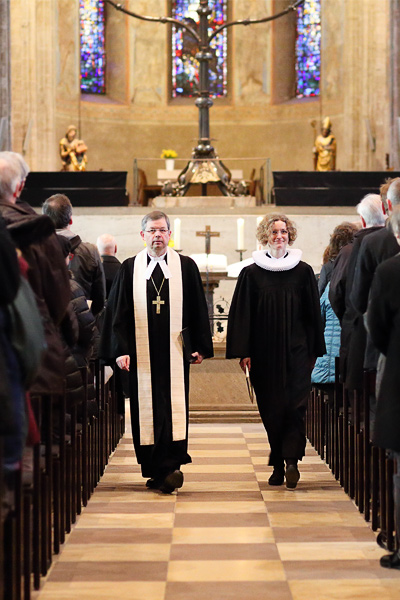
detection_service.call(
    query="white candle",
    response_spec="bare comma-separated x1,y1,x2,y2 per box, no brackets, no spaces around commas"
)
174,218,181,249
237,218,244,249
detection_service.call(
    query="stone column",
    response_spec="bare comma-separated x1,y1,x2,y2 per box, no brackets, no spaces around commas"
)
0,0,11,150
10,0,58,169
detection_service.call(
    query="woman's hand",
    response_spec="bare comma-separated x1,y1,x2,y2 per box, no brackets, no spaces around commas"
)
116,355,130,371
239,357,251,373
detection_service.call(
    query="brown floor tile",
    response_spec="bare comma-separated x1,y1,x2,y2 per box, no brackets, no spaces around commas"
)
68,529,173,544
283,559,400,580
83,502,176,514
165,581,292,600
190,457,253,465
266,501,356,513
176,491,263,501
47,561,168,582
170,543,279,560
273,526,376,543
183,472,256,482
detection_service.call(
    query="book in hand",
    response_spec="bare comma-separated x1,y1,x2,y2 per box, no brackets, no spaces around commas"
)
180,327,196,363
245,365,254,403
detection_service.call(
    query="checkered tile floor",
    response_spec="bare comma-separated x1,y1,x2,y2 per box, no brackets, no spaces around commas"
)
33,417,400,600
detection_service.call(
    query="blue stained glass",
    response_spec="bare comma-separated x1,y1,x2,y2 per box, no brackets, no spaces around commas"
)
80,0,106,94
295,0,321,98
171,0,227,98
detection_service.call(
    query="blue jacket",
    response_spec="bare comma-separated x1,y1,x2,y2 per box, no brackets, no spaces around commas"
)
311,282,341,384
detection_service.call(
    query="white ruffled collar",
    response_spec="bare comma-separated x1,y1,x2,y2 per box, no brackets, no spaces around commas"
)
252,248,302,272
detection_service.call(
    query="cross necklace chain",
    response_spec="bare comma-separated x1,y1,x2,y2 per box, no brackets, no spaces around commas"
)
150,276,165,314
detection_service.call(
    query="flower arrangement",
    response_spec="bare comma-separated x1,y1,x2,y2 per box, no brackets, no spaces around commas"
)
160,149,178,159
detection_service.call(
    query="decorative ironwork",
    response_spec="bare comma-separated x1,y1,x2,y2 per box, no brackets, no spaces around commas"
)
105,0,304,196
295,0,321,98
80,0,106,94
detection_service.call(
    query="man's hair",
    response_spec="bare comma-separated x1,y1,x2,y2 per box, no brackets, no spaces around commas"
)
141,211,170,231
390,205,400,237
0,151,30,181
0,153,21,200
387,178,400,207
42,194,73,229
380,177,395,214
97,233,116,255
356,194,385,227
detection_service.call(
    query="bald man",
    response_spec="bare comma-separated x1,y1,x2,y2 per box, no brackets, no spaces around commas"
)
97,234,121,298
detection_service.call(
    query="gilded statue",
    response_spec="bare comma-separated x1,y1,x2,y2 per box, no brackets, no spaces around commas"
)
60,125,88,172
313,117,336,171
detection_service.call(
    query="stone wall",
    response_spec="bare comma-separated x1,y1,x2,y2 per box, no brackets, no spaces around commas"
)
0,0,11,150
5,0,396,187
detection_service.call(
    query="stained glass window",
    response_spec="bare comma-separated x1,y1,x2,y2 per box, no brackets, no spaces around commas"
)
80,0,106,94
171,0,228,98
295,0,321,98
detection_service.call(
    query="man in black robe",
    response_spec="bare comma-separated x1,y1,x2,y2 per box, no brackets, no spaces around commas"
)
100,211,213,493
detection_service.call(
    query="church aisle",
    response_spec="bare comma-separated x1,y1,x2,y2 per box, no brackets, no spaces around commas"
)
33,421,400,600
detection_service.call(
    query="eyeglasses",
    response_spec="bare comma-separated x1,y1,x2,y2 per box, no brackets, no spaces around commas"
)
145,229,169,234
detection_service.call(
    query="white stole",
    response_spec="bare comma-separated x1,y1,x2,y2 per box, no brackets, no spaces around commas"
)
133,247,186,445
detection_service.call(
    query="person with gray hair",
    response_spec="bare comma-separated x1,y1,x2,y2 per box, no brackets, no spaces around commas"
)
99,210,213,494
42,193,106,316
329,192,387,392
368,205,400,569
96,233,121,298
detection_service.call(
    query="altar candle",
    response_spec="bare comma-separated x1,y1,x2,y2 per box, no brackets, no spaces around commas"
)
237,218,244,249
174,218,181,249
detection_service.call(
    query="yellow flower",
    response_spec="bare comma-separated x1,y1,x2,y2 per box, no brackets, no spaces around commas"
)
161,149,178,159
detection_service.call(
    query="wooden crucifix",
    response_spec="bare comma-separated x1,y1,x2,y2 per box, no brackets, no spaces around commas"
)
196,225,220,255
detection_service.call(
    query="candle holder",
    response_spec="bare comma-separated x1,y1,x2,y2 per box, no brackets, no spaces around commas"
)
236,249,247,262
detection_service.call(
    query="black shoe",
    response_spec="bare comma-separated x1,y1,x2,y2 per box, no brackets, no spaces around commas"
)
285,464,300,489
268,467,285,486
380,551,400,570
146,478,161,490
159,470,184,494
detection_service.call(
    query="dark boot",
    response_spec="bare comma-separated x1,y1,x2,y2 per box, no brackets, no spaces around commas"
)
285,459,300,489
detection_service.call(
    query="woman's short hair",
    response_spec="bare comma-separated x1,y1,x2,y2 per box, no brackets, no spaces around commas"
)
256,214,297,246
322,221,359,264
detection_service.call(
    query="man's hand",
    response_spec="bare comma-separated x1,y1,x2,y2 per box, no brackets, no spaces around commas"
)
239,357,251,373
191,352,204,365
116,355,130,371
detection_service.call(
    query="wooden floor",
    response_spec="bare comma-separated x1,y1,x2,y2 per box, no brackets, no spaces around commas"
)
33,415,400,600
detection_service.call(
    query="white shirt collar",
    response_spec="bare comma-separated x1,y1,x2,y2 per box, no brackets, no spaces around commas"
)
144,250,171,279
252,248,302,272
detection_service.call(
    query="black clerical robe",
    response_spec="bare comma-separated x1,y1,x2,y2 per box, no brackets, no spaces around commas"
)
100,251,213,478
226,261,325,465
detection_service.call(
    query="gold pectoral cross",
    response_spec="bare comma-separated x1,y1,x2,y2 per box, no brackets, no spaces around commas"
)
152,294,165,314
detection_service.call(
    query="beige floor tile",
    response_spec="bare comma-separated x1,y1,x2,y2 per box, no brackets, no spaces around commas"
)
190,450,251,458
167,560,286,582
189,426,243,434
33,581,166,600
75,513,175,528
89,492,176,503
58,543,171,562
182,464,254,474
172,527,274,544
261,490,345,502
175,501,267,514
247,443,270,451
277,542,384,561
289,579,400,600
189,438,247,445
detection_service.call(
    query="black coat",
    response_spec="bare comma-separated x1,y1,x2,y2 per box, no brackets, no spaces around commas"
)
329,227,381,388
350,225,399,371
0,200,70,395
368,253,400,452
101,255,121,298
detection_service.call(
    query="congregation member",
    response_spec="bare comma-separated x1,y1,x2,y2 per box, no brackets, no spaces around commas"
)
226,214,325,489
96,233,121,298
312,223,358,400
329,194,385,393
100,211,213,494
42,194,106,317
368,205,400,570
0,152,70,398
350,178,400,433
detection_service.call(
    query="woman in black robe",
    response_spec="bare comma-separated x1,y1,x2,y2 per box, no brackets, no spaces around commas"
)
227,214,325,489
